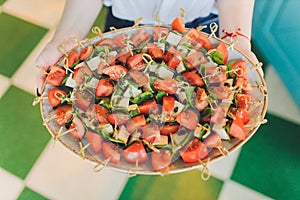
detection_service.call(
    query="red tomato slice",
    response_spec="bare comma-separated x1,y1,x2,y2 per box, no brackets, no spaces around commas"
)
102,65,128,81
180,138,209,163
171,17,185,33
48,88,67,107
117,50,131,64
86,131,103,153
236,109,250,124
94,104,109,124
216,42,228,64
162,96,175,113
185,51,207,69
235,78,252,93
153,79,178,94
197,33,212,50
160,124,180,135
46,66,66,87
204,133,222,148
151,149,172,171
195,87,209,112
131,29,150,46
229,114,246,140
210,86,231,100
123,141,148,164
73,64,93,85
69,117,85,140
167,56,181,69
74,89,93,111
176,109,199,130
80,45,93,61
96,38,115,47
185,28,201,42
67,51,79,67
113,33,129,47
96,78,114,97
55,104,74,126
236,93,252,110
107,112,130,125
153,26,169,41
147,43,164,60
127,53,145,70
102,142,120,164
126,115,146,133
183,71,205,87
129,70,149,86
232,60,247,79
138,100,159,115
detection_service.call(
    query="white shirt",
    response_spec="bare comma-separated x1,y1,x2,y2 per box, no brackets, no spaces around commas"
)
103,0,218,25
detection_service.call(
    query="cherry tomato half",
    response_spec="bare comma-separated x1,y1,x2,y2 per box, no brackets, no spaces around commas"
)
48,88,67,107
180,138,209,163
45,66,66,87
123,141,148,164
96,78,114,97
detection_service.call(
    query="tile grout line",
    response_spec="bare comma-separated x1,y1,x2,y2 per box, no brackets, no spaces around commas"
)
1,2,52,30
0,167,26,199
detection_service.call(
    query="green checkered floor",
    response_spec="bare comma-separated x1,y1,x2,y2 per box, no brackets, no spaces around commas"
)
1,1,300,199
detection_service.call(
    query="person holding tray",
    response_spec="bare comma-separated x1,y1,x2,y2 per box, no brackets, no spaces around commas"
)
35,0,258,95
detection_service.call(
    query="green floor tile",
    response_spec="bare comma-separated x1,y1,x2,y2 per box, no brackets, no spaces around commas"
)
0,86,50,179
231,113,300,200
17,187,48,200
0,0,6,5
0,13,47,77
87,6,108,38
119,170,223,200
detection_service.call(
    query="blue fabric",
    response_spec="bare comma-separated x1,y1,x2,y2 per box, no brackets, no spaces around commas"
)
104,6,219,35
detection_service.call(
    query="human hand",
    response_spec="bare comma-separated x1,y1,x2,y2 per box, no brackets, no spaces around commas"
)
242,49,264,77
35,39,77,95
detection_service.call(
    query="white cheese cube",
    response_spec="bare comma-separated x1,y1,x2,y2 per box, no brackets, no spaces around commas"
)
156,66,174,80
86,56,101,71
166,32,182,46
86,77,99,89
176,44,189,56
149,64,160,72
129,84,142,98
213,128,230,140
112,96,130,108
176,61,186,74
65,76,76,88
108,51,118,57
114,125,130,143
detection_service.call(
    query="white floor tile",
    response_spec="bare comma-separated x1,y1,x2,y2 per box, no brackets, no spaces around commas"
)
0,168,24,200
207,148,241,180
11,30,56,95
25,139,128,200
265,66,300,125
218,180,273,200
2,0,65,28
0,74,11,99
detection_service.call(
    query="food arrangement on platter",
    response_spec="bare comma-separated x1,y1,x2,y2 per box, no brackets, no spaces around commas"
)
34,17,268,176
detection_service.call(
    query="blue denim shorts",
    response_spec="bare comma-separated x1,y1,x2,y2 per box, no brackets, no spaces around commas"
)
104,7,219,35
